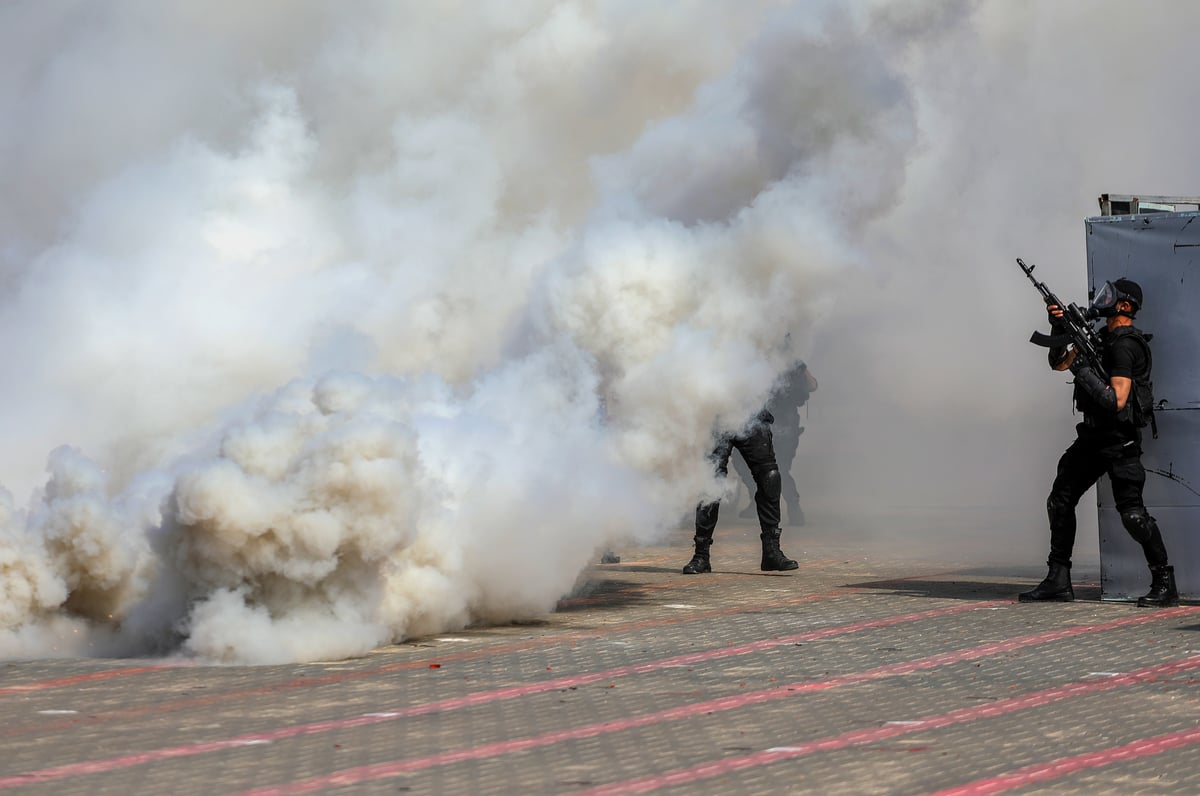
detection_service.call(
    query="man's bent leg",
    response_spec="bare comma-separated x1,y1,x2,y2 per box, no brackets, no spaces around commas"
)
737,427,797,572
1021,438,1104,602
756,468,798,571
1112,457,1179,607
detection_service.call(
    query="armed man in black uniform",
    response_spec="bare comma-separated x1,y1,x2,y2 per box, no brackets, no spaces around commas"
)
1020,278,1178,607
736,360,817,526
682,373,803,575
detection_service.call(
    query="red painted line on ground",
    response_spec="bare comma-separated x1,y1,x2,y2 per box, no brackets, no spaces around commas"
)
0,666,180,697
233,610,1200,796
0,573,857,706
0,585,863,738
923,725,1200,796
567,654,1200,796
0,601,997,789
0,553,928,707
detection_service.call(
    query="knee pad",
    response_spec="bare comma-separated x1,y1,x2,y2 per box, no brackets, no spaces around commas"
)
758,469,782,501
1120,510,1156,544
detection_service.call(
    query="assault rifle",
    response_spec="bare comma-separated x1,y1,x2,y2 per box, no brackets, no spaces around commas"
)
1016,258,1107,379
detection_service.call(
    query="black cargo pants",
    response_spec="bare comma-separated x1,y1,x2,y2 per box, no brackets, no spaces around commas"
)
696,421,782,538
1046,424,1168,569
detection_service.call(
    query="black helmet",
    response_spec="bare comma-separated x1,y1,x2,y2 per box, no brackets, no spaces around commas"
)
1089,278,1142,318
1113,278,1142,310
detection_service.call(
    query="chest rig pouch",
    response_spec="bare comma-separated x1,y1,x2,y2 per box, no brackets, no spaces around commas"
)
1109,326,1157,438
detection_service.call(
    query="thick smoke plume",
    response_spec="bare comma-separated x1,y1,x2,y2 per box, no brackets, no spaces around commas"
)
2,1,1199,662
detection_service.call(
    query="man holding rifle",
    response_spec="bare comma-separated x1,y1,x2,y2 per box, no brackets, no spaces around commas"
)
1021,275,1178,606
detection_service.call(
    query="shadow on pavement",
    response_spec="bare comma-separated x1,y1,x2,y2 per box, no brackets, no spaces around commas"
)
557,579,665,611
845,577,1102,603
606,565,683,575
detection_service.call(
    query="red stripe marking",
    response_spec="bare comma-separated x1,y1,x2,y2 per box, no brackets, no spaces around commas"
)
0,666,179,697
0,558,926,704
0,601,996,789
0,581,858,705
924,725,1200,796
567,655,1200,796
216,611,1199,794
0,586,870,746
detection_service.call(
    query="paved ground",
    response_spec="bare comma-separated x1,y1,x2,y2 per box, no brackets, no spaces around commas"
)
1,522,1198,795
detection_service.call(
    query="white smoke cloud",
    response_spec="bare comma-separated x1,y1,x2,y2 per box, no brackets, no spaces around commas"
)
2,1,1199,662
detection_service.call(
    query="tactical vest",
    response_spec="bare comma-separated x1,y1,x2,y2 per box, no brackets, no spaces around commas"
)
1075,326,1156,436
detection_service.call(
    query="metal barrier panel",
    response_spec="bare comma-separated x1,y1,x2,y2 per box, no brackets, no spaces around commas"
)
1085,212,1200,601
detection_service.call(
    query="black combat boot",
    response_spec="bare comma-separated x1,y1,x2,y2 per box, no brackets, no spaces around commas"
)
760,528,798,571
682,537,712,574
1018,562,1074,602
1137,565,1179,608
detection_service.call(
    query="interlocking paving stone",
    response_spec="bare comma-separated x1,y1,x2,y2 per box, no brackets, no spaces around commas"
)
0,526,1195,795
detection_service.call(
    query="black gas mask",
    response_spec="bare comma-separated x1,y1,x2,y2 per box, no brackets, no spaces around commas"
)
1087,278,1142,320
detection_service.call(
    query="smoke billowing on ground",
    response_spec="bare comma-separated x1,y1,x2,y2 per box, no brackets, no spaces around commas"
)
2,1,1198,663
